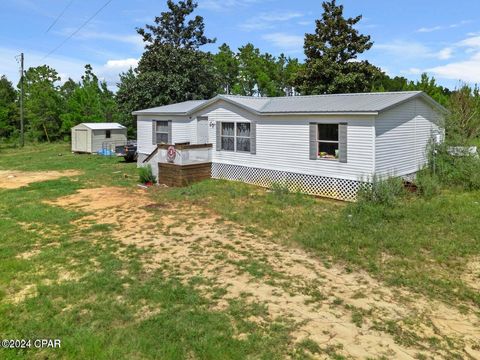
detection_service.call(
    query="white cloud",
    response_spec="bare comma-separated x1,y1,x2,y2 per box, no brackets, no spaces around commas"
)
401,68,423,75
416,20,471,33
199,0,267,11
104,58,139,70
261,33,303,51
297,20,312,26
458,35,480,49
375,41,431,58
438,47,453,60
241,11,304,31
375,41,454,61
0,47,93,86
56,29,144,49
416,25,443,33
0,47,138,91
100,58,139,90
427,52,480,83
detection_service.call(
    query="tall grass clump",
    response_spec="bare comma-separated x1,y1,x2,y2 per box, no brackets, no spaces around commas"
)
138,165,156,184
356,175,406,206
433,146,480,190
417,143,480,194
415,168,441,199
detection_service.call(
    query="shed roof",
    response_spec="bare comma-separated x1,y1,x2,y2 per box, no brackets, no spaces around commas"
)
132,91,446,116
75,123,127,130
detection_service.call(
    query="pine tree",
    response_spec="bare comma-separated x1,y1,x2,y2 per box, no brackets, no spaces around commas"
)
296,0,380,94
23,65,63,141
214,43,239,94
60,65,118,135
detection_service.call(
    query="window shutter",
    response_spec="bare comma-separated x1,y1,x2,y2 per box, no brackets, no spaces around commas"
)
250,121,256,154
339,123,348,163
152,121,156,145
168,120,172,144
216,121,222,151
309,123,317,160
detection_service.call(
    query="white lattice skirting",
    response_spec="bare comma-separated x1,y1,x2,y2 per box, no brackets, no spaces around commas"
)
212,163,361,201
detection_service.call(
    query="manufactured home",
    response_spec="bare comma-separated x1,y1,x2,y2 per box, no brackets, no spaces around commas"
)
133,92,445,201
71,123,127,153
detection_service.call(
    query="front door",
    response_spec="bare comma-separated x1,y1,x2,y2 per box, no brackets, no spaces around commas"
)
197,117,209,144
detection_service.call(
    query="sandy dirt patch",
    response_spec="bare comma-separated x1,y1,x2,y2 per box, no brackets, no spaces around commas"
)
0,170,81,189
49,186,480,359
462,257,480,291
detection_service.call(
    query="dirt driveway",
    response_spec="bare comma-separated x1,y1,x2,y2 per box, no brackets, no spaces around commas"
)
0,170,81,189
49,186,480,359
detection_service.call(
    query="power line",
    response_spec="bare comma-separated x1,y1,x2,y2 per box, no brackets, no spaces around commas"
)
46,0,75,33
42,0,114,60
15,53,25,147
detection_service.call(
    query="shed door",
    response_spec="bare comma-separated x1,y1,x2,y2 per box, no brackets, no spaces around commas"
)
197,117,209,144
75,129,88,152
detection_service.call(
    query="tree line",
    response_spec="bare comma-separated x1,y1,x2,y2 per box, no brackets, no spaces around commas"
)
0,0,477,145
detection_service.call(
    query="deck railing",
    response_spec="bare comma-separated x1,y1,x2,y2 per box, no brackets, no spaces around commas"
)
157,144,212,166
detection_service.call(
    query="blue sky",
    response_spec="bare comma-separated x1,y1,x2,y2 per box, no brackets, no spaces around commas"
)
1,0,479,91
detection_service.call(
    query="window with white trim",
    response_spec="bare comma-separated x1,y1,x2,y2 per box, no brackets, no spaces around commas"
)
318,124,339,159
221,122,250,152
155,121,169,144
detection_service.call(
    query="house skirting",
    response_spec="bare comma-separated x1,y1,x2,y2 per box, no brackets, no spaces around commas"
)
211,162,361,201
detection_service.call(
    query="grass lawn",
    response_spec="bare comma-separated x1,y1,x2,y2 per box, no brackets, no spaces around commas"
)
1,142,479,359
156,177,480,308
0,144,294,359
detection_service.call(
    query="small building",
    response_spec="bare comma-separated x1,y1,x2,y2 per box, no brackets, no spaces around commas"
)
133,92,445,201
71,123,127,153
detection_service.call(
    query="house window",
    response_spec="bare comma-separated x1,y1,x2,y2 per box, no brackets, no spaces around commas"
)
236,123,251,152
155,121,169,144
221,122,250,152
221,123,235,151
106,130,111,139
318,124,339,159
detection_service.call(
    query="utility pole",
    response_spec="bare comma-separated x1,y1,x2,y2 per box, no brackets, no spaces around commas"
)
20,52,24,147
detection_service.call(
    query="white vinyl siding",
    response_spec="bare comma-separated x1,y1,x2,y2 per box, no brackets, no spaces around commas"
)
375,98,442,176
197,101,375,181
137,115,196,155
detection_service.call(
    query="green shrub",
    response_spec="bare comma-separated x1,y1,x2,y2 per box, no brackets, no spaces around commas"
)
138,165,156,184
431,146,480,190
415,170,441,199
357,175,406,206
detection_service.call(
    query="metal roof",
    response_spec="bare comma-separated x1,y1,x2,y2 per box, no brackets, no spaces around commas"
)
132,100,207,116
133,92,446,116
78,123,126,130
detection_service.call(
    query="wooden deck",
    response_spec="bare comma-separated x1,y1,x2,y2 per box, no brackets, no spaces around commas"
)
159,162,212,187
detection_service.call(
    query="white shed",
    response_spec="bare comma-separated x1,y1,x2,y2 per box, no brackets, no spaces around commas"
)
133,92,446,201
71,123,127,153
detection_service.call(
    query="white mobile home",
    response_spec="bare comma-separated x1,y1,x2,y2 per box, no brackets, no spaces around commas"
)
133,92,445,201
71,123,127,153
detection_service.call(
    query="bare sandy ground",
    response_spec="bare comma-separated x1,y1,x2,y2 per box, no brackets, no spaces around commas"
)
48,186,480,359
0,170,81,189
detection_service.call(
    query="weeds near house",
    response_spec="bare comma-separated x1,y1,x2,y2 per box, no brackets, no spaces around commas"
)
138,164,156,184
413,143,480,198
356,174,406,206
432,146,480,190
